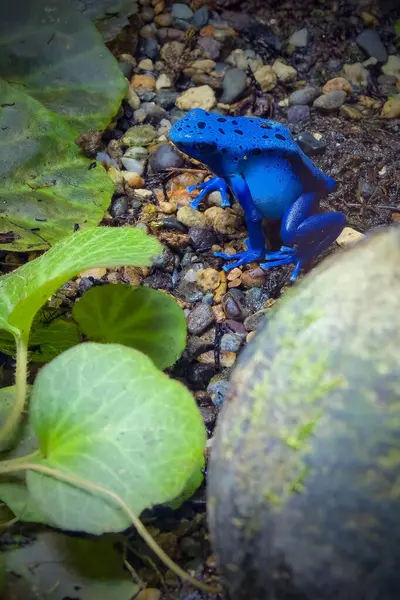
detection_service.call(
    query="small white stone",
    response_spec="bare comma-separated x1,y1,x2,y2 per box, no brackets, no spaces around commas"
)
336,227,365,248
288,28,308,47
176,85,216,111
272,59,297,82
125,86,141,110
156,73,173,90
138,58,154,70
121,157,145,175
254,65,277,91
135,189,153,200
382,55,400,80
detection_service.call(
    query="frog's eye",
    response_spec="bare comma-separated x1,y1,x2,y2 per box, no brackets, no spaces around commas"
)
197,122,206,129
275,134,286,141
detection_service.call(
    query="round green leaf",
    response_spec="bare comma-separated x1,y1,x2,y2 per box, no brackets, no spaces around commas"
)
0,227,161,336
0,0,127,132
0,314,81,363
3,531,139,600
0,80,115,252
73,285,187,370
27,343,206,534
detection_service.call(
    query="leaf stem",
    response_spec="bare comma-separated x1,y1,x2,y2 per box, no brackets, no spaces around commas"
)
0,336,28,445
0,462,220,595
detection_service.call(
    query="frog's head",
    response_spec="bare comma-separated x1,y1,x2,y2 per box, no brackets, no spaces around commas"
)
169,108,221,165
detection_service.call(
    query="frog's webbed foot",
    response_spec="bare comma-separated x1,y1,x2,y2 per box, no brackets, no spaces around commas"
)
260,247,300,280
188,176,231,209
214,238,264,270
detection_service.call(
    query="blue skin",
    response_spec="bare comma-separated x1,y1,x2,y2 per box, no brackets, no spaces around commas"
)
169,108,345,281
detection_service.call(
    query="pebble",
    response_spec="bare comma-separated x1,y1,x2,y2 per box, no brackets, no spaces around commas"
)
192,7,209,29
288,86,319,106
191,59,216,72
288,28,308,48
343,63,369,87
154,13,173,27
123,146,149,160
131,74,156,92
156,73,172,90
122,171,145,188
172,3,193,20
133,108,147,123
138,58,154,70
96,152,119,169
254,65,277,91
121,157,145,174
222,290,246,320
158,27,185,42
196,268,220,291
272,60,297,82
380,99,400,119
244,287,269,311
197,37,222,60
109,195,128,218
220,333,242,352
150,143,184,171
189,227,217,251
122,124,156,146
176,85,217,110
119,61,133,77
294,131,326,156
125,86,141,110
135,188,153,200
139,38,159,61
244,309,268,332
227,49,262,72
156,90,179,109
240,268,266,288
136,588,161,600
322,77,352,94
356,29,387,63
198,350,236,368
204,207,239,234
340,104,362,120
177,206,207,228
207,379,229,407
220,68,247,104
141,102,167,121
287,105,310,124
377,74,398,96
141,6,155,22
382,55,400,80
313,90,347,112
151,245,174,269
187,302,215,335
144,270,173,291
221,10,253,32
336,227,364,247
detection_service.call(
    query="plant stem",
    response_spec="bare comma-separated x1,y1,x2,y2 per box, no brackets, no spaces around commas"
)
0,462,220,595
0,336,28,445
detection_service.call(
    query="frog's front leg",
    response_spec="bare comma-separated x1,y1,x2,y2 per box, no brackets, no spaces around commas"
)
261,192,345,281
188,177,231,209
214,175,266,270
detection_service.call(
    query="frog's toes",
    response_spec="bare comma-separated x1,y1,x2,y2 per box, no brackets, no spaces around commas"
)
214,249,264,269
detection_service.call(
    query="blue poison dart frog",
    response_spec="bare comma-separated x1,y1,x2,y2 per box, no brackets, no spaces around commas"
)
169,108,345,281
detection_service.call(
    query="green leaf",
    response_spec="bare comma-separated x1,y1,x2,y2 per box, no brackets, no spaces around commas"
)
27,342,206,534
0,312,81,363
3,531,139,600
0,482,49,524
0,0,127,132
0,227,161,337
0,80,116,252
73,285,187,370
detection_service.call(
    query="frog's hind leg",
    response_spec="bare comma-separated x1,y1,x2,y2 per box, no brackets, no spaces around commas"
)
261,191,345,281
